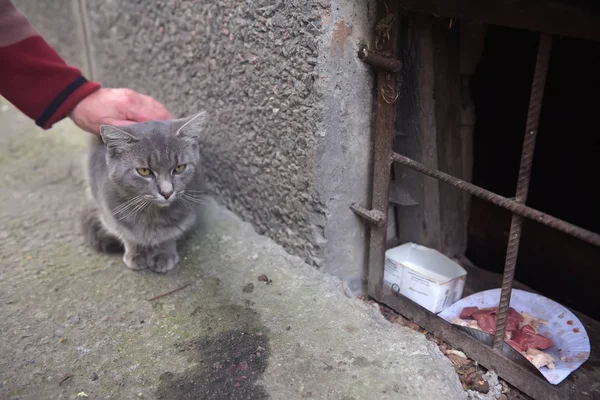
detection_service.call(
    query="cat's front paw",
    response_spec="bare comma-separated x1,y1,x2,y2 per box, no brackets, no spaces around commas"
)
123,252,148,271
147,251,179,273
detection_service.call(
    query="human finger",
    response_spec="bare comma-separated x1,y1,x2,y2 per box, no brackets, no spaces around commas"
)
123,93,173,122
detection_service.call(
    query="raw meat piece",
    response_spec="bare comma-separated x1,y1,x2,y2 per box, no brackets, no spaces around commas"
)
505,339,522,352
471,311,496,334
462,306,523,334
509,325,553,352
459,307,480,319
452,318,482,331
526,348,556,370
454,305,556,371
520,311,548,333
507,308,524,332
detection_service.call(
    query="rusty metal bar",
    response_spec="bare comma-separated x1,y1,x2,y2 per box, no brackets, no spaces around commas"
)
493,33,552,350
350,204,386,227
364,6,402,300
391,153,600,248
357,47,403,73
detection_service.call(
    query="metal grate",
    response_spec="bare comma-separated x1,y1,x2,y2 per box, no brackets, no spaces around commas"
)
352,8,598,400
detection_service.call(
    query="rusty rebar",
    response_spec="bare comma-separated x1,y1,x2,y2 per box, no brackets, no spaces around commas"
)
492,34,552,350
357,46,403,73
350,204,386,227
391,153,600,248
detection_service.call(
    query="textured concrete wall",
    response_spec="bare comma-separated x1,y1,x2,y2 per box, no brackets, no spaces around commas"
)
86,0,327,266
14,0,376,286
314,0,376,290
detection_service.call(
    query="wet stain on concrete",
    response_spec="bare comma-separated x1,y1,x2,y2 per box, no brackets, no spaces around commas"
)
351,356,371,368
155,329,270,399
243,283,255,293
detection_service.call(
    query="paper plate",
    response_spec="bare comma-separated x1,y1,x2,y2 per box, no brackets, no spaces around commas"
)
438,288,590,385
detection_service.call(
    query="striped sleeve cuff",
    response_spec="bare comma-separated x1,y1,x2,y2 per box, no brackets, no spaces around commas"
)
35,77,101,129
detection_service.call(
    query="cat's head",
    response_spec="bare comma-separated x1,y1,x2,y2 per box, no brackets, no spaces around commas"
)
100,111,207,207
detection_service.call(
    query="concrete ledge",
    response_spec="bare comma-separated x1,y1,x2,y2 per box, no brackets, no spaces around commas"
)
0,101,465,399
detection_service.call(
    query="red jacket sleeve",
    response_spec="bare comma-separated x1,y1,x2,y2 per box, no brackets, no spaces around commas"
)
0,0,101,129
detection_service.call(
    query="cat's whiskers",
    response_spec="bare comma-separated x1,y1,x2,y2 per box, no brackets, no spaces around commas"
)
133,201,152,222
118,200,149,221
182,193,207,205
112,196,144,216
183,189,208,194
112,195,142,212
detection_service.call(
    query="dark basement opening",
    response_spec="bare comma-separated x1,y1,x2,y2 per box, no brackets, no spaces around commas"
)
466,24,600,321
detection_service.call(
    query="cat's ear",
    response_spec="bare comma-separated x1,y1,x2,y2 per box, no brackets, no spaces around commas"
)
176,111,207,141
100,125,138,152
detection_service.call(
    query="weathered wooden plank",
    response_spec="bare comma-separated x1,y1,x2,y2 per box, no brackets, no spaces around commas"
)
432,18,467,257
459,22,486,219
393,14,474,258
392,13,443,250
366,3,402,299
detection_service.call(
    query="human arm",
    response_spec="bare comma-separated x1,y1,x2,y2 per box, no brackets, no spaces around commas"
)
0,0,173,134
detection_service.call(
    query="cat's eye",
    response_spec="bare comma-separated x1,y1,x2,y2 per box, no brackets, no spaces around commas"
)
136,168,152,176
174,164,187,174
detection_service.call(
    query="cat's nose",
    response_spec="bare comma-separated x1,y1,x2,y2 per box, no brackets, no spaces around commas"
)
160,190,173,199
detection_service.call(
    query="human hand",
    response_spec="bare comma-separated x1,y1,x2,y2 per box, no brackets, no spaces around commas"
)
69,88,174,135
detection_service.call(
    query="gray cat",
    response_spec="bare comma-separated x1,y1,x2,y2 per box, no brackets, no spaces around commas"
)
81,112,208,273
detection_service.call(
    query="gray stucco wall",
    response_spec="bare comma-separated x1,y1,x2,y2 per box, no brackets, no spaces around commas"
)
13,0,376,288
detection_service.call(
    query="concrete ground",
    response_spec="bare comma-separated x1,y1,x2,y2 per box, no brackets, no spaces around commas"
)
0,99,466,400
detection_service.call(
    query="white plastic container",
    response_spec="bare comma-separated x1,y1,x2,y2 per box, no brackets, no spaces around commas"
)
384,242,467,314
